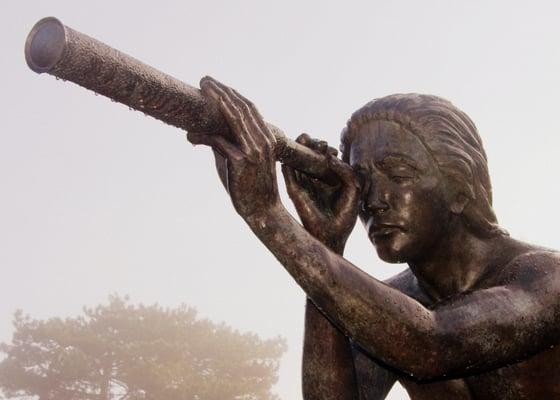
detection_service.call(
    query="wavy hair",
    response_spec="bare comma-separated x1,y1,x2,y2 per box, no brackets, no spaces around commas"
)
340,94,507,238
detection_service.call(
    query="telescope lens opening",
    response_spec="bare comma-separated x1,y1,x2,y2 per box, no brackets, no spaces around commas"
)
25,17,66,73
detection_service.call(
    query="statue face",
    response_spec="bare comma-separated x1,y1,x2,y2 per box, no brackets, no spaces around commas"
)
349,120,452,263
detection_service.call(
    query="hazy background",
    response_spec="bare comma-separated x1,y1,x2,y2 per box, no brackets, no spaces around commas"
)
3,1,560,398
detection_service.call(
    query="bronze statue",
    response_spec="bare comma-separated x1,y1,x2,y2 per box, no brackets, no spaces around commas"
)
188,77,560,400
24,17,560,400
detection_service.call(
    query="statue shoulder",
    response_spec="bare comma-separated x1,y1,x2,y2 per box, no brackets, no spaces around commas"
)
384,269,433,306
498,246,560,289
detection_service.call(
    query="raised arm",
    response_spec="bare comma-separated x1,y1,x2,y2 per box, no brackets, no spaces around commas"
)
246,206,560,379
303,299,396,400
188,77,560,381
281,135,396,399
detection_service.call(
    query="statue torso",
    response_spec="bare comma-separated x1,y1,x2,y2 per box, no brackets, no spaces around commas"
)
378,247,560,400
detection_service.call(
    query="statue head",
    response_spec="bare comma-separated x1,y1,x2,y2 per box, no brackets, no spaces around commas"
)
340,94,507,263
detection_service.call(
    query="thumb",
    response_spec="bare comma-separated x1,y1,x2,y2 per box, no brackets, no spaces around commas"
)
281,164,324,231
186,132,244,163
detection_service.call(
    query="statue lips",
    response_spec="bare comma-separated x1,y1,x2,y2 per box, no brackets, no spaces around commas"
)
369,222,404,241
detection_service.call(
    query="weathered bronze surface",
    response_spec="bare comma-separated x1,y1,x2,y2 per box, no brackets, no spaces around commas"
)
26,17,560,400
190,77,560,400
24,17,335,183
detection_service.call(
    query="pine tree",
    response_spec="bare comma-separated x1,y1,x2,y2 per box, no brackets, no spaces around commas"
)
0,295,286,400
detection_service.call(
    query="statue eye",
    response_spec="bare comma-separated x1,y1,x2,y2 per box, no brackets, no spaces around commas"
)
378,158,418,183
390,175,414,183
387,168,414,182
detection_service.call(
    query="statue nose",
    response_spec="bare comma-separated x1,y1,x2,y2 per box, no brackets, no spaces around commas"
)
363,181,390,214
363,198,389,214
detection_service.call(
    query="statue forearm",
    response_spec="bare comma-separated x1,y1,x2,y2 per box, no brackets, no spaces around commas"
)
246,205,560,381
245,204,438,378
302,239,358,400
303,298,358,400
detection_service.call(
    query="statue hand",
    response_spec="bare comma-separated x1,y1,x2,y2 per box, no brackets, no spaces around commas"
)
281,134,360,253
188,76,280,218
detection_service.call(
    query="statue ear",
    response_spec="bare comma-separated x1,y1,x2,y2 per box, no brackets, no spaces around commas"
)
450,192,469,214
445,176,474,215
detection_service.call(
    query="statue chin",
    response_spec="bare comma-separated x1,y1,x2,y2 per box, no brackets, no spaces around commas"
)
375,248,408,264
372,239,409,264
370,230,421,265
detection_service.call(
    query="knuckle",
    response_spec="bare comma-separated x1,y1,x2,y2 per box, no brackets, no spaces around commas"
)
245,147,256,159
236,99,251,114
296,133,308,144
245,99,255,109
263,137,273,149
328,147,339,156
233,89,252,104
229,111,241,123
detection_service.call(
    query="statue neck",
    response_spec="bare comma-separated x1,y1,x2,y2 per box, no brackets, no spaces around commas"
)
407,218,504,301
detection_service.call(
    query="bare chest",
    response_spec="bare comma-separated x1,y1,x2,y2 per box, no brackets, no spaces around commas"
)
399,346,560,400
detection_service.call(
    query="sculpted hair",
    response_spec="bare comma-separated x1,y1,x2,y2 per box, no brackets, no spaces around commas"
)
340,94,507,238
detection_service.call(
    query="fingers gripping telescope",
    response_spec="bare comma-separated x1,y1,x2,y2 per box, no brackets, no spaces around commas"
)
25,17,336,183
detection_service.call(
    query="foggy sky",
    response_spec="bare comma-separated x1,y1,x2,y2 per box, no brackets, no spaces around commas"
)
3,1,560,399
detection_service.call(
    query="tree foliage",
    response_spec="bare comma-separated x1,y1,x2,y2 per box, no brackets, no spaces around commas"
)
0,295,286,400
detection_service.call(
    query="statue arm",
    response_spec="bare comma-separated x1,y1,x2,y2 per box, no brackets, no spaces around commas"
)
191,77,560,382
246,206,560,380
301,235,396,400
303,299,397,400
302,297,358,400
352,344,397,400
278,135,394,399
246,204,435,377
302,245,397,400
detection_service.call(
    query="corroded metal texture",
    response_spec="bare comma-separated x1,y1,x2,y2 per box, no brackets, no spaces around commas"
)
25,17,224,135
197,78,560,399
25,17,560,400
25,17,333,182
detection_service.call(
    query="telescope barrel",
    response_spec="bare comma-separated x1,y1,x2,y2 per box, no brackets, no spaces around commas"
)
25,17,335,183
